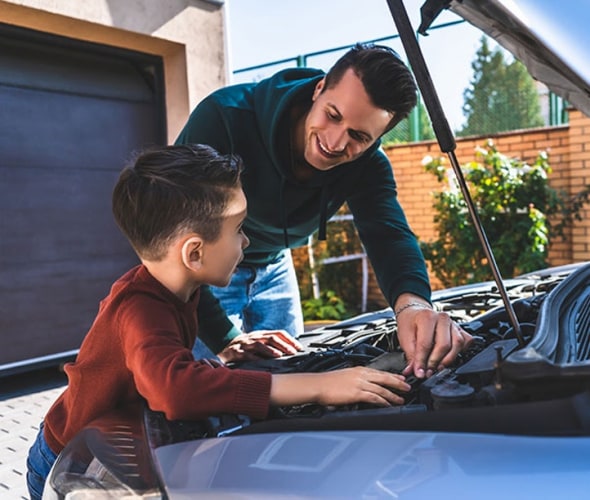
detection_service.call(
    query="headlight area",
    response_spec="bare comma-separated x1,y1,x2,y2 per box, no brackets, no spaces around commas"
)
42,407,164,500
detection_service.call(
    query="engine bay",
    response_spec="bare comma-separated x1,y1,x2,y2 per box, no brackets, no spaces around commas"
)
146,263,590,445
230,262,590,436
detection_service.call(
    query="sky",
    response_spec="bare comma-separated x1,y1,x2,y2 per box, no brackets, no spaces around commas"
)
225,0,488,131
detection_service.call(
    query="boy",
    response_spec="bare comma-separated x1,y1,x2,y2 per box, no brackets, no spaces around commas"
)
26,144,409,500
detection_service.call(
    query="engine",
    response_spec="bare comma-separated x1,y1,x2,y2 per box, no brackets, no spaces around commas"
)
234,262,590,422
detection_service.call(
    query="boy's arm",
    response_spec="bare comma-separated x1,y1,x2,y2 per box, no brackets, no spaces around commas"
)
197,287,304,360
270,368,410,407
121,294,410,416
218,330,302,363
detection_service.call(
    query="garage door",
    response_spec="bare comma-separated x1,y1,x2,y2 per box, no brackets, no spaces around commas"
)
0,24,166,374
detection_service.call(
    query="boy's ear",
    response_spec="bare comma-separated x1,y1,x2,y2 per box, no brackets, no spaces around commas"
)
181,236,204,271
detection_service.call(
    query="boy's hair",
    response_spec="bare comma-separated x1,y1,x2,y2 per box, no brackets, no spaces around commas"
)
323,42,418,132
112,144,243,261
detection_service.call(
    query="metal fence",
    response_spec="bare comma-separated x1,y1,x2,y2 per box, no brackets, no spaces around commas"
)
232,20,568,143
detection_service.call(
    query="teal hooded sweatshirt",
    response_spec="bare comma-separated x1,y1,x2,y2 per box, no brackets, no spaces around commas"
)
176,68,431,348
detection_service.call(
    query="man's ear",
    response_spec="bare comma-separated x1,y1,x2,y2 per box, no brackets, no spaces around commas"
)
312,77,325,101
181,236,204,271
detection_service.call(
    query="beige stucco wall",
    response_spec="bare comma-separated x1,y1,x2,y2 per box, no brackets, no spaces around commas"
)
0,0,228,142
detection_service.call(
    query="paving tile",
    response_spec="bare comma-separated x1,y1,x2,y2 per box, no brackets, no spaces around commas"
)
0,370,67,500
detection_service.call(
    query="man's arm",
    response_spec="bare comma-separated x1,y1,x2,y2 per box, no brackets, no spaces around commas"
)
346,149,431,307
347,149,471,377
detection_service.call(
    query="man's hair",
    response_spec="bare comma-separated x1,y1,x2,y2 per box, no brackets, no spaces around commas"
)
112,144,243,261
323,42,418,132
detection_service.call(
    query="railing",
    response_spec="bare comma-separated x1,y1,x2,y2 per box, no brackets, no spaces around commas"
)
233,19,466,75
232,19,568,142
233,19,467,144
307,214,369,313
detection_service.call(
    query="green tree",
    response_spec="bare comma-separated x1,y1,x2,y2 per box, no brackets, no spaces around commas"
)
459,37,544,136
421,141,590,287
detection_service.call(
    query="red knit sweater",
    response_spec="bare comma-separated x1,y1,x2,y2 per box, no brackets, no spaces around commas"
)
44,265,272,454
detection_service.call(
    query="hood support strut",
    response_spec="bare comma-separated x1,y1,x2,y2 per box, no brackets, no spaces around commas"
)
386,0,525,346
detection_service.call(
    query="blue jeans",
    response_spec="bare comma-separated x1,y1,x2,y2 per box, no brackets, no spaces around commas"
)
195,249,303,359
26,422,57,500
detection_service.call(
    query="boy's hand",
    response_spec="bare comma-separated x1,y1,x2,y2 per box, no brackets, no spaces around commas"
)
270,367,410,407
315,367,410,407
217,330,302,363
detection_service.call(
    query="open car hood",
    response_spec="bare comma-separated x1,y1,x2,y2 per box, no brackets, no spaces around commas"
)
419,0,590,117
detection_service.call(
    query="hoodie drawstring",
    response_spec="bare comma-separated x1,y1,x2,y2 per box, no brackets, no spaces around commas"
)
280,177,289,248
280,179,329,247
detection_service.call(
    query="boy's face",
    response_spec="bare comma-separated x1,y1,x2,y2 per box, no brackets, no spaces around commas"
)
302,68,394,171
201,188,249,287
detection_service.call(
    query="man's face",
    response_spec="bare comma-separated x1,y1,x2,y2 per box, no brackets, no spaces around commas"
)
302,68,394,171
201,188,249,288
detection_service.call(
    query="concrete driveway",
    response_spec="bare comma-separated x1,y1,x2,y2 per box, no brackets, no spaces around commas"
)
0,369,66,499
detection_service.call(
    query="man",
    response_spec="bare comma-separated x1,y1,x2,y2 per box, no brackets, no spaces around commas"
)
176,43,471,379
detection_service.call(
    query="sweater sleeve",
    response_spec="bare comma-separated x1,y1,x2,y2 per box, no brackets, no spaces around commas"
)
197,286,241,353
118,295,271,421
346,148,431,307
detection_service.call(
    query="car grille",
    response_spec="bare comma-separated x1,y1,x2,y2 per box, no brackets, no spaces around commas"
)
575,295,590,361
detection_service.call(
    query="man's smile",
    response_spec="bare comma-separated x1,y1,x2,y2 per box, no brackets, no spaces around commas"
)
316,136,344,159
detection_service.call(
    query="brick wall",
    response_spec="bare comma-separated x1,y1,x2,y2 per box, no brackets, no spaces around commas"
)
296,109,590,310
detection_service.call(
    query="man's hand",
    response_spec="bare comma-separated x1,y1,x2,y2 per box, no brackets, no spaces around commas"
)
394,294,473,379
217,330,302,364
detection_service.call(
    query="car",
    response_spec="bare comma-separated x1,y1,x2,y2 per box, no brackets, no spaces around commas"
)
42,1,590,499
42,259,590,499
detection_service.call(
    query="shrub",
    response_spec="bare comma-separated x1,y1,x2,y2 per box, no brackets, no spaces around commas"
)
301,290,347,321
421,140,590,287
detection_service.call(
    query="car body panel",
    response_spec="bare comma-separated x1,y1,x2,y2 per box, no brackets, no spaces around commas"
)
154,430,590,499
